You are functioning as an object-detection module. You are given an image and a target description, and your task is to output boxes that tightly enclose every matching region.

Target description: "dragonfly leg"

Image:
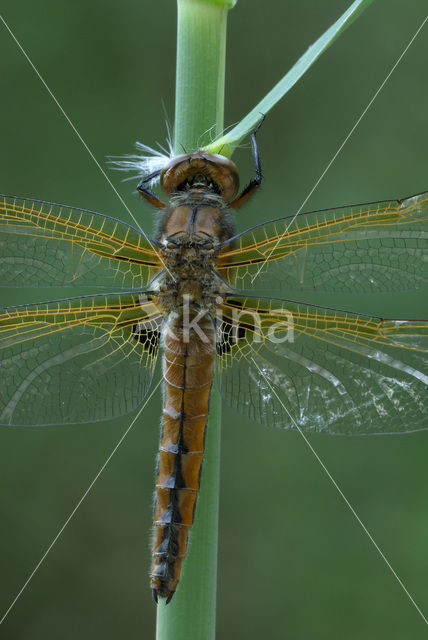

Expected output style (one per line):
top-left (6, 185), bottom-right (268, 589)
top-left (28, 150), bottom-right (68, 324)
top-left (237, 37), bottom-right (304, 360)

top-left (229, 114), bottom-right (265, 210)
top-left (137, 169), bottom-right (167, 209)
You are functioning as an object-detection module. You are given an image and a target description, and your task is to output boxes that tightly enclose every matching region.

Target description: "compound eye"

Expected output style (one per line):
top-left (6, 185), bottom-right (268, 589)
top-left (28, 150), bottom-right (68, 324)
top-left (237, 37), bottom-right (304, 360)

top-left (160, 153), bottom-right (239, 202)
top-left (159, 154), bottom-right (190, 195)
top-left (207, 154), bottom-right (240, 202)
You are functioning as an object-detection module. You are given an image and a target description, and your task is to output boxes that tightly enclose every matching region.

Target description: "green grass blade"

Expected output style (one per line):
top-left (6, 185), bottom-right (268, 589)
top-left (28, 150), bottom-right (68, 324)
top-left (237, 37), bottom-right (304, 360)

top-left (203, 0), bottom-right (373, 157)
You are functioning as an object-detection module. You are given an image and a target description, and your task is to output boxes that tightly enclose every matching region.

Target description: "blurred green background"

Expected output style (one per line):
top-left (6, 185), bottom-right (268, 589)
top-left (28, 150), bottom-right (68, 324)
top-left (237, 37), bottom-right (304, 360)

top-left (1, 1), bottom-right (427, 638)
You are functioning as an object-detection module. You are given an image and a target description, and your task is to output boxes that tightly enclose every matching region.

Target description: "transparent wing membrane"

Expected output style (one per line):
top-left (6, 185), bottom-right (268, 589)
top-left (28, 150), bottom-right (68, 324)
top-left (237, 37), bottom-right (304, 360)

top-left (1, 188), bottom-right (427, 434)
top-left (0, 195), bottom-right (162, 288)
top-left (0, 293), bottom-right (161, 425)
top-left (217, 296), bottom-right (428, 434)
top-left (219, 192), bottom-right (428, 294)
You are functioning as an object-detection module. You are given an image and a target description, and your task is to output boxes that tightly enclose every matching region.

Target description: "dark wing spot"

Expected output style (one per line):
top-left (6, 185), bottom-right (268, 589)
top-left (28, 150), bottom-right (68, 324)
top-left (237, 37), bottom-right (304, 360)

top-left (132, 322), bottom-right (160, 356)
top-left (216, 319), bottom-right (246, 355)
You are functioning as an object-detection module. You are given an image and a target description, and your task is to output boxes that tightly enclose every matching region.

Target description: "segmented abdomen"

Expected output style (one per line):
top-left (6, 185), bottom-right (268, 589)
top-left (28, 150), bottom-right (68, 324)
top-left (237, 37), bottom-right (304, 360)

top-left (151, 310), bottom-right (215, 603)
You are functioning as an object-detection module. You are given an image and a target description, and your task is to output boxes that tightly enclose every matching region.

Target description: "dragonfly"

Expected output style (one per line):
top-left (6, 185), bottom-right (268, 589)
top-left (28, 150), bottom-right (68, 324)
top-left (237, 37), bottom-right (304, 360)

top-left (0, 124), bottom-right (427, 603)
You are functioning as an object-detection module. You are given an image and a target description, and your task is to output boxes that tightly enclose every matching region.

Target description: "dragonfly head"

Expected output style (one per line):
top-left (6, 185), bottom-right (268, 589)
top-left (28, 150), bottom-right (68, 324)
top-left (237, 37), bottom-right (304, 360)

top-left (160, 152), bottom-right (240, 202)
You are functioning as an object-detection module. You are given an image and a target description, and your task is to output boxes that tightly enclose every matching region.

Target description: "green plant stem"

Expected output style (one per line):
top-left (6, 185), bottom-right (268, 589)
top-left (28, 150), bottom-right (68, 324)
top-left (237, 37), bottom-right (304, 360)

top-left (157, 1), bottom-right (234, 638)
top-left (174, 0), bottom-right (233, 152)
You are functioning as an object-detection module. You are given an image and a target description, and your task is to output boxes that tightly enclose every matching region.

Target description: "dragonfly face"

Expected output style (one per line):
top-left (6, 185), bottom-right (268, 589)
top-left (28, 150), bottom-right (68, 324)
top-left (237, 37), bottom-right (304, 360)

top-left (160, 152), bottom-right (240, 202)
top-left (0, 127), bottom-right (427, 602)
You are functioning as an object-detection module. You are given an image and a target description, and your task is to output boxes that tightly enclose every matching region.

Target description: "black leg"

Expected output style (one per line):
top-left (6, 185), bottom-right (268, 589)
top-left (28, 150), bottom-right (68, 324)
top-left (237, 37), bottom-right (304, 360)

top-left (229, 114), bottom-right (265, 210)
top-left (137, 169), bottom-right (167, 209)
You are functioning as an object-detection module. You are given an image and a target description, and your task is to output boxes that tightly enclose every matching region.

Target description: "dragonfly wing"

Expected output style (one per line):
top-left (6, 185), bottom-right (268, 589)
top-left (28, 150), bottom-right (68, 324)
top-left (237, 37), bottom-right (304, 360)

top-left (0, 292), bottom-right (161, 425)
top-left (0, 195), bottom-right (162, 288)
top-left (216, 296), bottom-right (428, 434)
top-left (218, 192), bottom-right (428, 294)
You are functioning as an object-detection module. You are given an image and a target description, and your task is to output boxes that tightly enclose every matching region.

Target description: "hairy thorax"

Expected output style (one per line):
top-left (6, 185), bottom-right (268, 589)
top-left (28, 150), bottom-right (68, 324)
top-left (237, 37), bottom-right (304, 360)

top-left (150, 191), bottom-right (235, 315)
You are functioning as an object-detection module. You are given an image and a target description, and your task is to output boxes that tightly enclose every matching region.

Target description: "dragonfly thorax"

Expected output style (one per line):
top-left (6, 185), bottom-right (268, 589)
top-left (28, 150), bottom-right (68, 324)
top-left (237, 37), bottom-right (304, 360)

top-left (150, 153), bottom-right (238, 317)
top-left (152, 236), bottom-right (228, 316)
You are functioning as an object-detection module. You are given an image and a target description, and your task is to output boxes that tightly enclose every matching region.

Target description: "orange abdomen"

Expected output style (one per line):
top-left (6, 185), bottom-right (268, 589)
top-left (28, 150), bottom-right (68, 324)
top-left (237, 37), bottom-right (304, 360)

top-left (151, 310), bottom-right (215, 603)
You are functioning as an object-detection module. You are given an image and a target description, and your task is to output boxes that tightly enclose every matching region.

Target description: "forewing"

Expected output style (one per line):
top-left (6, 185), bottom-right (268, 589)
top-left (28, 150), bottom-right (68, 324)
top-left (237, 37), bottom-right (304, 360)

top-left (217, 296), bottom-right (428, 434)
top-left (0, 293), bottom-right (162, 425)
top-left (218, 192), bottom-right (428, 294)
top-left (0, 195), bottom-right (162, 288)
